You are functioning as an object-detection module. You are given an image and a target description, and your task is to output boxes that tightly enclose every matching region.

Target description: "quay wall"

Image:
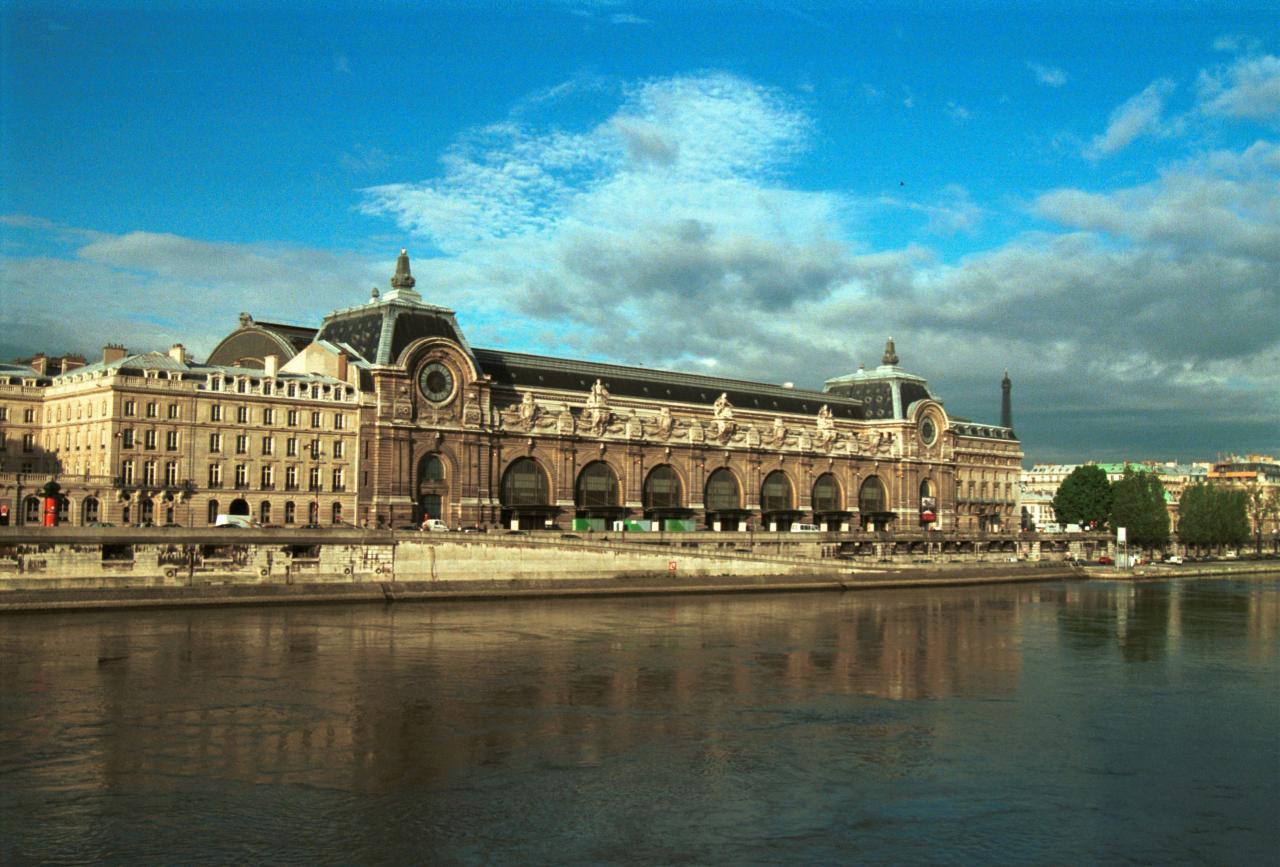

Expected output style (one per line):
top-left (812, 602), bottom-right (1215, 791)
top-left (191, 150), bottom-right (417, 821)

top-left (0, 527), bottom-right (1100, 610)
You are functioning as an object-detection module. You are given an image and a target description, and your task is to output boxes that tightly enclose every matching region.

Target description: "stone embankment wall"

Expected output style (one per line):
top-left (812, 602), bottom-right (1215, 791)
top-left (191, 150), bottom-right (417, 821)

top-left (0, 528), bottom-right (1104, 611)
top-left (0, 532), bottom-right (845, 594)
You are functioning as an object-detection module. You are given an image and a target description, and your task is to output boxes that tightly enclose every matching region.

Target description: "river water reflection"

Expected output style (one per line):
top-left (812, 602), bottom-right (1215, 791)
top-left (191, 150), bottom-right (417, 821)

top-left (3, 577), bottom-right (1278, 864)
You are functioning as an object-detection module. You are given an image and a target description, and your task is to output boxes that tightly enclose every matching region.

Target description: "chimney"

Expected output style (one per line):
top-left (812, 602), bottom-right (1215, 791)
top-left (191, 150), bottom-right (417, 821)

top-left (264, 354), bottom-right (279, 377)
top-left (168, 343), bottom-right (187, 363)
top-left (61, 355), bottom-right (86, 372)
top-left (1001, 370), bottom-right (1013, 429)
top-left (103, 344), bottom-right (127, 364)
top-left (336, 349), bottom-right (349, 383)
top-left (30, 353), bottom-right (48, 375)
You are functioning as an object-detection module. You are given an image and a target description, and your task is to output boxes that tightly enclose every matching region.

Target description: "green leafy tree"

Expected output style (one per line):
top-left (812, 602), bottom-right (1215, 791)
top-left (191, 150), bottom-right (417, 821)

top-left (1052, 465), bottom-right (1112, 529)
top-left (1111, 468), bottom-right (1170, 552)
top-left (1176, 482), bottom-right (1249, 553)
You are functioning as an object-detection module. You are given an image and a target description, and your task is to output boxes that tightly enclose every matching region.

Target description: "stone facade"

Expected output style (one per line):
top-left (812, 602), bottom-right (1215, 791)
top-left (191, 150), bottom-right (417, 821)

top-left (1, 249), bottom-right (1022, 532)
top-left (0, 345), bottom-right (365, 527)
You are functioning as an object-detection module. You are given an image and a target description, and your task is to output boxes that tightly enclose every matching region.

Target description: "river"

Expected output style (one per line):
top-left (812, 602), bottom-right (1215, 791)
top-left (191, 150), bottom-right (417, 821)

top-left (2, 576), bottom-right (1278, 864)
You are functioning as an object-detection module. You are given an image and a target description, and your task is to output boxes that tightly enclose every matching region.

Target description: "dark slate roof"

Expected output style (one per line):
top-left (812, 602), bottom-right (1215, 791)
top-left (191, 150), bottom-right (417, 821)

top-left (473, 348), bottom-right (865, 420)
top-left (315, 301), bottom-right (473, 367)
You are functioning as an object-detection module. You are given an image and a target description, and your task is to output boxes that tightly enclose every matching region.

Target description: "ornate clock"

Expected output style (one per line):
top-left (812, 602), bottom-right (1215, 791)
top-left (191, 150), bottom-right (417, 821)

top-left (418, 361), bottom-right (455, 404)
top-left (920, 417), bottom-right (937, 447)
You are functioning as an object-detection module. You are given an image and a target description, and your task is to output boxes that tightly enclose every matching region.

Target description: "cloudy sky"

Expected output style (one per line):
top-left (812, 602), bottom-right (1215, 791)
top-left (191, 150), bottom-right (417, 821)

top-left (2, 1), bottom-right (1277, 465)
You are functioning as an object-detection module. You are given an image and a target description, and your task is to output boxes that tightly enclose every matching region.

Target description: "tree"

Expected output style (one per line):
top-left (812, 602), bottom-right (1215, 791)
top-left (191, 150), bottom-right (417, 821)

top-left (1111, 468), bottom-right (1170, 552)
top-left (1052, 465), bottom-right (1112, 529)
top-left (1176, 482), bottom-right (1249, 553)
top-left (1245, 482), bottom-right (1270, 554)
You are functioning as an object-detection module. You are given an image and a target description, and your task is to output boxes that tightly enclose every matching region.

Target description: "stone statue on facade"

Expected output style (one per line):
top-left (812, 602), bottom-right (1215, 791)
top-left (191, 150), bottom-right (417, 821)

top-left (655, 405), bottom-right (675, 439)
top-left (712, 392), bottom-right (735, 442)
top-left (588, 378), bottom-right (609, 408)
top-left (518, 392), bottom-right (539, 429)
top-left (770, 416), bottom-right (787, 447)
top-left (815, 404), bottom-right (836, 448)
top-left (583, 378), bottom-right (611, 436)
top-left (557, 403), bottom-right (575, 435)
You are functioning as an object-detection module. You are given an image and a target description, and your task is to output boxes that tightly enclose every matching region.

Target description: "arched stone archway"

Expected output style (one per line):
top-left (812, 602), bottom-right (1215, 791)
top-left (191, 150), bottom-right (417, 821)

top-left (416, 453), bottom-right (448, 522)
top-left (643, 465), bottom-right (692, 530)
top-left (760, 470), bottom-right (798, 531)
top-left (574, 461), bottom-right (623, 530)
top-left (859, 476), bottom-right (893, 531)
top-left (705, 468), bottom-right (745, 531)
top-left (500, 457), bottom-right (555, 530)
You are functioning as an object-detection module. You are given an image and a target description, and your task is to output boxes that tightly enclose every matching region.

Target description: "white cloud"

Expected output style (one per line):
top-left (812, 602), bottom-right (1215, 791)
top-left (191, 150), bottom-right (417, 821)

top-left (609, 13), bottom-right (649, 25)
top-left (1197, 54), bottom-right (1280, 119)
top-left (355, 72), bottom-right (1278, 461)
top-left (0, 229), bottom-right (383, 361)
top-left (877, 185), bottom-right (986, 236)
top-left (1084, 78), bottom-right (1177, 159)
top-left (1028, 62), bottom-right (1067, 87)
top-left (945, 101), bottom-right (971, 121)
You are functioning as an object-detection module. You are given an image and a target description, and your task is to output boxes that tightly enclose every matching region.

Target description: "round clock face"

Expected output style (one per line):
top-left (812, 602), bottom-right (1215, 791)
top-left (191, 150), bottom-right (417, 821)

top-left (418, 361), bottom-right (455, 404)
top-left (920, 417), bottom-right (937, 446)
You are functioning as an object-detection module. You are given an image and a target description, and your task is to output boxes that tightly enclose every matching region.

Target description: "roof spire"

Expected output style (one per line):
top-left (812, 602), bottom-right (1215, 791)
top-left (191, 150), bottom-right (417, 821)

top-left (881, 336), bottom-right (899, 366)
top-left (384, 248), bottom-right (422, 302)
top-left (391, 248), bottom-right (416, 291)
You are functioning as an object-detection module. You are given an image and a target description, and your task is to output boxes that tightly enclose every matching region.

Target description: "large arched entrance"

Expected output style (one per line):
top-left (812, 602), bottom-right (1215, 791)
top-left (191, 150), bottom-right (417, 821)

top-left (643, 465), bottom-right (692, 531)
top-left (499, 457), bottom-right (556, 530)
top-left (417, 454), bottom-right (447, 522)
top-left (760, 471), bottom-right (799, 531)
top-left (704, 468), bottom-right (746, 531)
top-left (229, 498), bottom-right (250, 517)
top-left (812, 473), bottom-right (850, 531)
top-left (574, 461), bottom-right (623, 531)
top-left (859, 476), bottom-right (893, 531)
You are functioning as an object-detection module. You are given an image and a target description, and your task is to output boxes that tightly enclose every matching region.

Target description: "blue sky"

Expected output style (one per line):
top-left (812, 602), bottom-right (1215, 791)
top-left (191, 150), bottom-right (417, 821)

top-left (3, 1), bottom-right (1278, 464)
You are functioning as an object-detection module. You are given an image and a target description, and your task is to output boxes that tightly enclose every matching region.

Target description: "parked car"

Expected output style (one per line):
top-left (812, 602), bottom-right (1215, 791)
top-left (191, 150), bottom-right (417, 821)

top-left (1097, 555), bottom-right (1114, 565)
top-left (299, 523), bottom-right (325, 530)
top-left (422, 518), bottom-right (449, 532)
top-left (1166, 555), bottom-right (1184, 564)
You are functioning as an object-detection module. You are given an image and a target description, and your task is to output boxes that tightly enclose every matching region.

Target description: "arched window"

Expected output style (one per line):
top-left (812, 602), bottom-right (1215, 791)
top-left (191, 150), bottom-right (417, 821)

top-left (23, 496), bottom-right (41, 524)
top-left (920, 478), bottom-right (934, 499)
top-left (859, 476), bottom-right (887, 514)
top-left (82, 497), bottom-right (100, 525)
top-left (419, 454), bottom-right (445, 484)
top-left (643, 466), bottom-right (682, 510)
top-left (57, 498), bottom-right (70, 524)
top-left (575, 462), bottom-right (619, 508)
top-left (760, 471), bottom-right (794, 512)
top-left (285, 501), bottom-right (296, 524)
top-left (140, 499), bottom-right (154, 524)
top-left (812, 474), bottom-right (842, 512)
top-left (332, 502), bottom-right (343, 525)
top-left (260, 501), bottom-right (272, 525)
top-left (705, 468), bottom-right (741, 511)
top-left (500, 458), bottom-right (549, 506)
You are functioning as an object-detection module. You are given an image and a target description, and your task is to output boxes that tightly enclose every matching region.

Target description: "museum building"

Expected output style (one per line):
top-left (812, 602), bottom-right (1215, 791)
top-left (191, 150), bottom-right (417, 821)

top-left (0, 250), bottom-right (1022, 532)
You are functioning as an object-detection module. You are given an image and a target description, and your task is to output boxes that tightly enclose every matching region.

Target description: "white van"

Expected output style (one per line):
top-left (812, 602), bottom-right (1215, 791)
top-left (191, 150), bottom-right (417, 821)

top-left (214, 514), bottom-right (254, 529)
top-left (421, 518), bottom-right (449, 532)
top-left (790, 523), bottom-right (821, 533)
